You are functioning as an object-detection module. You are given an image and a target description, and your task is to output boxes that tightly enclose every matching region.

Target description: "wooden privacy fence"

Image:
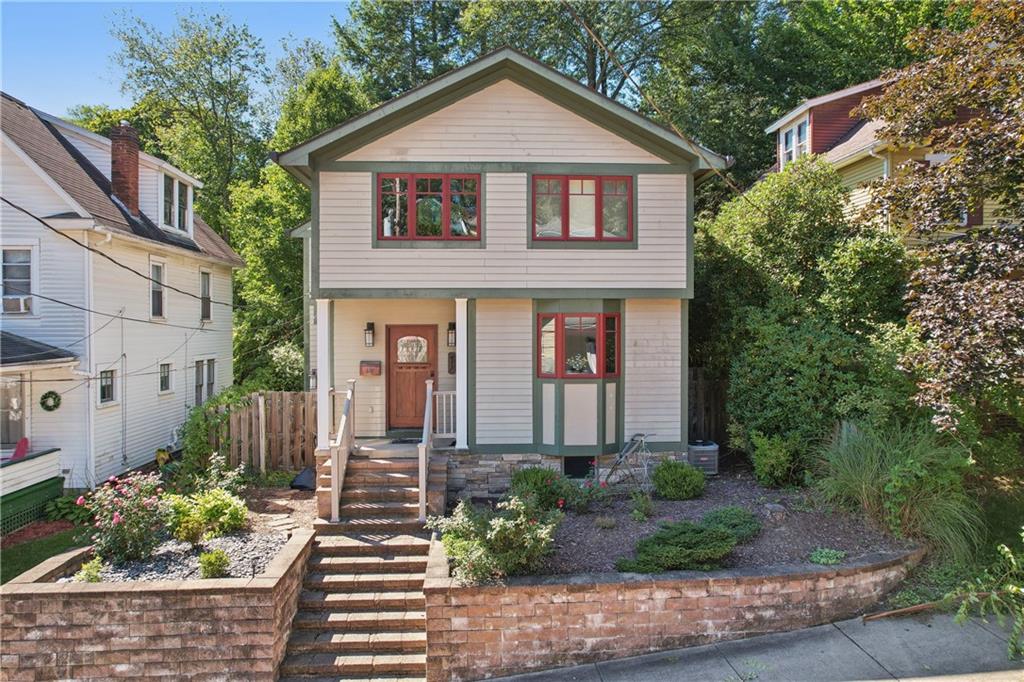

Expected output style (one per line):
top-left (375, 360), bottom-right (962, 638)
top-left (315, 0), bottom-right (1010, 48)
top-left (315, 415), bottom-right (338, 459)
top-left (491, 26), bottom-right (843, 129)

top-left (689, 367), bottom-right (728, 445)
top-left (209, 391), bottom-right (317, 472)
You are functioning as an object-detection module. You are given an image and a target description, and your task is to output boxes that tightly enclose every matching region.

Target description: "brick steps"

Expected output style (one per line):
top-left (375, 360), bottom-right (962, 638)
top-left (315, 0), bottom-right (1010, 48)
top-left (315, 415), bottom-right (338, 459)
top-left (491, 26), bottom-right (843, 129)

top-left (321, 518), bottom-right (427, 534)
top-left (342, 486), bottom-right (420, 502)
top-left (313, 535), bottom-right (430, 557)
top-left (293, 610), bottom-right (426, 631)
top-left (339, 501), bottom-right (421, 519)
top-left (287, 629), bottom-right (426, 653)
top-left (299, 590), bottom-right (426, 611)
top-left (309, 556), bottom-right (428, 575)
top-left (278, 652), bottom-right (426, 676)
top-left (304, 572), bottom-right (426, 592)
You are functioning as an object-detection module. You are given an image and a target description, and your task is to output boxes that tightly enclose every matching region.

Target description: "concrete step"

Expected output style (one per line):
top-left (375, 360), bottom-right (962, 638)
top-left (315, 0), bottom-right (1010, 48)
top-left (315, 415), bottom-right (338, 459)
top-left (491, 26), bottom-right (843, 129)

top-left (308, 555), bottom-right (428, 575)
top-left (313, 534), bottom-right (430, 557)
top-left (341, 471), bottom-right (444, 487)
top-left (287, 629), bottom-right (426, 654)
top-left (279, 652), bottom-right (426, 677)
top-left (299, 590), bottom-right (426, 611)
top-left (317, 518), bottom-right (426, 535)
top-left (347, 458), bottom-right (419, 472)
top-left (304, 572), bottom-right (425, 592)
top-left (292, 610), bottom-right (426, 632)
top-left (342, 486), bottom-right (420, 501)
top-left (340, 502), bottom-right (420, 520)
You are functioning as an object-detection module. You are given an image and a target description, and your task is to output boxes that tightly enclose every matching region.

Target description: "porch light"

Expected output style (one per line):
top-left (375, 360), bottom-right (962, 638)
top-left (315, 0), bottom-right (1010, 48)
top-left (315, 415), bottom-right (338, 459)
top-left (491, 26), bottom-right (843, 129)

top-left (309, 369), bottom-right (317, 391)
top-left (364, 322), bottom-right (375, 347)
top-left (447, 322), bottom-right (456, 347)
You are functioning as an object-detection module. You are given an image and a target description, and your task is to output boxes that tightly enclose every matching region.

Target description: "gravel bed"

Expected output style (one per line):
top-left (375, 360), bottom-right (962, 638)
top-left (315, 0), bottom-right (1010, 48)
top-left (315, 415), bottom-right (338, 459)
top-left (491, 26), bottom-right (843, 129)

top-left (543, 471), bottom-right (913, 574)
top-left (64, 532), bottom-right (289, 582)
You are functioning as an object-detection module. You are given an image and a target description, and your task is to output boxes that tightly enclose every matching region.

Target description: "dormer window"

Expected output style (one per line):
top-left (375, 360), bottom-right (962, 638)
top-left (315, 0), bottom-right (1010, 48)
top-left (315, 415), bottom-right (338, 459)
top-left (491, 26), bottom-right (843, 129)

top-left (781, 118), bottom-right (809, 168)
top-left (162, 173), bottom-right (191, 232)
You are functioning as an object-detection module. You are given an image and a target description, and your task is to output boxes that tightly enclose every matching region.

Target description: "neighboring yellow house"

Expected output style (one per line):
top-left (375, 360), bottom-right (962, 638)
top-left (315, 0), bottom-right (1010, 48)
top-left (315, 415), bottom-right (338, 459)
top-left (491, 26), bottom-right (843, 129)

top-left (765, 80), bottom-right (1000, 234)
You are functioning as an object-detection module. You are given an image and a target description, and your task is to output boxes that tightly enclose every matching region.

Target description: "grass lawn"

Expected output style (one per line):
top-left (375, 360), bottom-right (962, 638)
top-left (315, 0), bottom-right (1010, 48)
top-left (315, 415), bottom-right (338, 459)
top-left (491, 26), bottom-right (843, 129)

top-left (1, 528), bottom-right (88, 584)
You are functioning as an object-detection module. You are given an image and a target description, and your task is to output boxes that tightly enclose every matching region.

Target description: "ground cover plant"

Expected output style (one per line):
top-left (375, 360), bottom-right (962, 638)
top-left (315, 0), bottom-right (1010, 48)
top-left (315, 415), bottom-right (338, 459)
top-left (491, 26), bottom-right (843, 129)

top-left (652, 459), bottom-right (705, 500)
top-left (701, 506), bottom-right (761, 543)
top-left (615, 521), bottom-right (736, 573)
top-left (809, 548), bottom-right (846, 565)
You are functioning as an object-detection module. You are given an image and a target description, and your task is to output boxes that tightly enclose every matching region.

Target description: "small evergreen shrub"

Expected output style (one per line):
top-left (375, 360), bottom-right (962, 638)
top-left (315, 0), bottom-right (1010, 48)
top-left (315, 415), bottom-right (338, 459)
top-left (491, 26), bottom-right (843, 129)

top-left (630, 489), bottom-right (654, 521)
top-left (74, 556), bottom-right (104, 583)
top-left (616, 521), bottom-right (736, 573)
top-left (89, 472), bottom-right (165, 563)
top-left (809, 548), bottom-right (846, 565)
top-left (199, 549), bottom-right (231, 578)
top-left (750, 431), bottom-right (798, 487)
top-left (652, 459), bottom-right (705, 500)
top-left (701, 506), bottom-right (761, 543)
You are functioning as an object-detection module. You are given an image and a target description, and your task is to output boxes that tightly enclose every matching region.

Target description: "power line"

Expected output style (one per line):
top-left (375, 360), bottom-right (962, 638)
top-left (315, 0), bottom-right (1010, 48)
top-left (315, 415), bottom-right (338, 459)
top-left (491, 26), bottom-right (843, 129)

top-left (3, 314), bottom-right (117, 361)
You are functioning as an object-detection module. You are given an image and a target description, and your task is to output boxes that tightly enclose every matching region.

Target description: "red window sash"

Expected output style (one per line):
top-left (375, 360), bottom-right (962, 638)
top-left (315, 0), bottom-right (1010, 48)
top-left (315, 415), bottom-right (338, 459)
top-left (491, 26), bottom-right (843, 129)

top-left (378, 173), bottom-right (481, 241)
top-left (536, 313), bottom-right (620, 379)
top-left (532, 175), bottom-right (632, 242)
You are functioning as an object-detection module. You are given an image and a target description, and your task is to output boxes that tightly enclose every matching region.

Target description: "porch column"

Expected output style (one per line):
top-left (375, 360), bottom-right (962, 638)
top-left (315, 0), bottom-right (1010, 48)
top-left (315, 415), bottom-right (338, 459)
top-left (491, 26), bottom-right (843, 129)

top-left (455, 297), bottom-right (469, 450)
top-left (316, 298), bottom-right (331, 449)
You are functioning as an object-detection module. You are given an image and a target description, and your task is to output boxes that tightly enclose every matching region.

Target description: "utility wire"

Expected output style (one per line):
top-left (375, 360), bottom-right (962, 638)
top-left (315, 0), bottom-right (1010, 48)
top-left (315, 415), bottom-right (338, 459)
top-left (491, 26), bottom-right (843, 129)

top-left (3, 314), bottom-right (117, 361)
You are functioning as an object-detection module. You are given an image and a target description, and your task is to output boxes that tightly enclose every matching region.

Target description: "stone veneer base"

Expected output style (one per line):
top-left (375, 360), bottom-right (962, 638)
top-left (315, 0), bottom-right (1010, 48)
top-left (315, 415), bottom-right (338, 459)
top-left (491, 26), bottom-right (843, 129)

top-left (423, 539), bottom-right (924, 682)
top-left (0, 529), bottom-right (314, 681)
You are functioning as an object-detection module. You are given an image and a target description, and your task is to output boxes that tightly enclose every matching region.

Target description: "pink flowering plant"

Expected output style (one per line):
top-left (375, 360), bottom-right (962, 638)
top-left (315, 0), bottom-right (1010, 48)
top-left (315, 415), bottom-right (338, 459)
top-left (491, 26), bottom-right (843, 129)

top-left (89, 472), bottom-right (165, 562)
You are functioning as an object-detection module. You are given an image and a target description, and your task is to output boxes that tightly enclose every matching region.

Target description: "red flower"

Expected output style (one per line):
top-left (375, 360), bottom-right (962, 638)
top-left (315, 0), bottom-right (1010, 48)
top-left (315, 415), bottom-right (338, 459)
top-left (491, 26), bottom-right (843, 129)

top-left (599, 481), bottom-right (608, 489)
top-left (76, 495), bottom-right (86, 506)
top-left (557, 498), bottom-right (565, 509)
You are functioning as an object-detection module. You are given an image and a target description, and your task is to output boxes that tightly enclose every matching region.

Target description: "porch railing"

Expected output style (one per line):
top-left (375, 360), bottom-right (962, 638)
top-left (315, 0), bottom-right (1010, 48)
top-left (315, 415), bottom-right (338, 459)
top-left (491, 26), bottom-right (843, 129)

top-left (330, 379), bottom-right (356, 523)
top-left (417, 379), bottom-right (434, 523)
top-left (433, 390), bottom-right (456, 439)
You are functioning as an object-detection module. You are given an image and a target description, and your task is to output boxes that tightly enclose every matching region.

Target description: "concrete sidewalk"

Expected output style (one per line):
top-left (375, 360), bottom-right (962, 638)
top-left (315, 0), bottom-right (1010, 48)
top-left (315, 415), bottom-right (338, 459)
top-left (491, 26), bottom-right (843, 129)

top-left (497, 614), bottom-right (1023, 682)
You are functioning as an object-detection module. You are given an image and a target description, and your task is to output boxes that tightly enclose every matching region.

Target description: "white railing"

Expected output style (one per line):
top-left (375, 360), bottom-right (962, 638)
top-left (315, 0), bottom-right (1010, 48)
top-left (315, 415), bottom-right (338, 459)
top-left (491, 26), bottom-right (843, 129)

top-left (330, 379), bottom-right (356, 523)
top-left (417, 379), bottom-right (434, 523)
top-left (433, 390), bottom-right (456, 439)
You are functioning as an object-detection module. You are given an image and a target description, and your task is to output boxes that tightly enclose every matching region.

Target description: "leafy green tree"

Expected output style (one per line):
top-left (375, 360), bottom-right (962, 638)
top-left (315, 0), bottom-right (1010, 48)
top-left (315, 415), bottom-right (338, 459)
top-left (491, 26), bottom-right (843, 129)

top-left (111, 10), bottom-right (270, 234)
top-left (819, 232), bottom-right (913, 334)
top-left (334, 0), bottom-right (466, 102)
top-left (66, 96), bottom-right (170, 158)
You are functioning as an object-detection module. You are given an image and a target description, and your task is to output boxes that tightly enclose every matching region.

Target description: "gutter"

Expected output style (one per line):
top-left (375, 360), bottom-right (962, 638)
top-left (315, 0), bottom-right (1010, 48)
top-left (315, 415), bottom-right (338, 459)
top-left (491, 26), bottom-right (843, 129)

top-left (90, 223), bottom-right (242, 270)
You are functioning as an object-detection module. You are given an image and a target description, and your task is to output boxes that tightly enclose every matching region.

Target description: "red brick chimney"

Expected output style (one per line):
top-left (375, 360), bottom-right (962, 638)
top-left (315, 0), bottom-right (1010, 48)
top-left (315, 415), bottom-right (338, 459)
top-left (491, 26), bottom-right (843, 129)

top-left (109, 121), bottom-right (139, 216)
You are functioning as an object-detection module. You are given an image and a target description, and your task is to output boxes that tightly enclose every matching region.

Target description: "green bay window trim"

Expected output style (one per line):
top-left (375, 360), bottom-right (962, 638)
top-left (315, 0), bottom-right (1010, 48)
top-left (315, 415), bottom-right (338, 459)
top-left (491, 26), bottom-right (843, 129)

top-left (537, 312), bottom-right (620, 379)
top-left (377, 173), bottom-right (481, 241)
top-left (532, 175), bottom-right (632, 242)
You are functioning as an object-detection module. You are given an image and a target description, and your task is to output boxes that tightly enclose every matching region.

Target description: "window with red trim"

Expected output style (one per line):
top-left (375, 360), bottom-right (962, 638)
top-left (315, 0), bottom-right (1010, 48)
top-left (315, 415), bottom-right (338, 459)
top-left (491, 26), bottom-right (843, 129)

top-left (378, 173), bottom-right (481, 240)
top-left (537, 313), bottom-right (620, 378)
top-left (532, 175), bottom-right (632, 241)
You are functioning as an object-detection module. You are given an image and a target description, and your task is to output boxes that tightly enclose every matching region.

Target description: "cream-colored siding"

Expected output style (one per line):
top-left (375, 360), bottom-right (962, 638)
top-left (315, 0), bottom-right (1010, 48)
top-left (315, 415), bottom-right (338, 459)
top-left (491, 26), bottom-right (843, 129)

top-left (318, 172), bottom-right (687, 291)
top-left (475, 299), bottom-right (533, 445)
top-left (340, 80), bottom-right (666, 164)
top-left (624, 299), bottom-right (682, 443)
top-left (839, 155), bottom-right (885, 220)
top-left (331, 299), bottom-right (455, 437)
top-left (90, 239), bottom-right (233, 482)
top-left (0, 447), bottom-right (61, 497)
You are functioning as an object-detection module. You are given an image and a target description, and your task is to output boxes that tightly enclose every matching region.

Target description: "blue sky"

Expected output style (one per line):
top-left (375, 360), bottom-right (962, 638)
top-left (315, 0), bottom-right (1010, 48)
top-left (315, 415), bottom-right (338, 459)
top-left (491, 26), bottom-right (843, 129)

top-left (1, 2), bottom-right (348, 116)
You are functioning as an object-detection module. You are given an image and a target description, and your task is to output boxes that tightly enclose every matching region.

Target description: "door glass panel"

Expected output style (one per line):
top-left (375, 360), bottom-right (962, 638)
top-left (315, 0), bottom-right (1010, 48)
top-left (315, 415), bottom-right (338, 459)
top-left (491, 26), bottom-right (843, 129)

top-left (539, 316), bottom-right (556, 375)
top-left (563, 316), bottom-right (598, 375)
top-left (397, 336), bottom-right (428, 363)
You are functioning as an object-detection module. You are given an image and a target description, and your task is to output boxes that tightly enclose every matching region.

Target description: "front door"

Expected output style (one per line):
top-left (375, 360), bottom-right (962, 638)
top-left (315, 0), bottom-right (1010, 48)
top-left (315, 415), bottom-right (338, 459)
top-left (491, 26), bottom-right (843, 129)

top-left (387, 324), bottom-right (438, 429)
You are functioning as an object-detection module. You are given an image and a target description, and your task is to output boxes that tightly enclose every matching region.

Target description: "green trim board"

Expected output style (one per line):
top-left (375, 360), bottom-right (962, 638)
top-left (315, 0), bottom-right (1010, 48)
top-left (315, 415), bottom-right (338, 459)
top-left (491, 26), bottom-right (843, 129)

top-left (370, 172), bottom-right (487, 249)
top-left (277, 48), bottom-right (728, 171)
top-left (0, 475), bottom-right (63, 535)
top-left (526, 173), bottom-right (639, 250)
top-left (319, 287), bottom-right (690, 299)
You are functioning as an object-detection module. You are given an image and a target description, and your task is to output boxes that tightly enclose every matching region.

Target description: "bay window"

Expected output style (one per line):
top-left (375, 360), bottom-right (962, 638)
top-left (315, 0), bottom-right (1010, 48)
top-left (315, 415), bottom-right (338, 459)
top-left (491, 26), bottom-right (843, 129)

top-left (533, 175), bottom-right (632, 241)
top-left (378, 173), bottom-right (480, 241)
top-left (537, 313), bottom-right (620, 378)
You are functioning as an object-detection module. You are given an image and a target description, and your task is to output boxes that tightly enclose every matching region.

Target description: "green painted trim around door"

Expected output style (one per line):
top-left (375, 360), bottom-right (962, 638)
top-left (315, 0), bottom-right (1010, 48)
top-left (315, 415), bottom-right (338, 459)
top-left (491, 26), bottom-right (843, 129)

top-left (370, 172), bottom-right (487, 249)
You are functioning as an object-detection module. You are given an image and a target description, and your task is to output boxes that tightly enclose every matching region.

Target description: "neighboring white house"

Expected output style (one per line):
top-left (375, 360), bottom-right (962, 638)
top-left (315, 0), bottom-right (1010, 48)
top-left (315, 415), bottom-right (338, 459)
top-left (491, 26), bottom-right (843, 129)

top-left (0, 92), bottom-right (243, 493)
top-left (275, 49), bottom-right (729, 496)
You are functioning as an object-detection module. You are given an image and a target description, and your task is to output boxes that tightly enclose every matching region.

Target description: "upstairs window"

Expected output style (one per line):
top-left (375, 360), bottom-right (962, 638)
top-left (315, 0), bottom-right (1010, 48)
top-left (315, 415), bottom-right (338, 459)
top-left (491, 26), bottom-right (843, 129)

top-left (378, 173), bottom-right (480, 241)
top-left (158, 363), bottom-right (172, 393)
top-left (199, 271), bottom-right (212, 321)
top-left (150, 261), bottom-right (165, 318)
top-left (781, 118), bottom-right (809, 168)
top-left (99, 369), bottom-right (116, 404)
top-left (2, 248), bottom-right (33, 314)
top-left (532, 176), bottom-right (632, 241)
top-left (163, 175), bottom-right (174, 226)
top-left (162, 174), bottom-right (190, 232)
top-left (537, 313), bottom-right (620, 379)
top-left (796, 121), bottom-right (808, 158)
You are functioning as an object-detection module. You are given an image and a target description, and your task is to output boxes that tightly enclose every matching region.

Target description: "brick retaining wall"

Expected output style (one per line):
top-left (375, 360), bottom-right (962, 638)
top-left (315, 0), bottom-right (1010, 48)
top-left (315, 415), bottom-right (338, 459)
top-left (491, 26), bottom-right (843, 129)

top-left (0, 529), bottom-right (314, 681)
top-left (423, 540), bottom-right (924, 681)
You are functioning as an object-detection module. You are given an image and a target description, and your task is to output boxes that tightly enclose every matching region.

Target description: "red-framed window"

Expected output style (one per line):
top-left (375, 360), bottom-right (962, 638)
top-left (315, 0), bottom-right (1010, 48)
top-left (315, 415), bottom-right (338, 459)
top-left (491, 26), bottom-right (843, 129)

top-left (532, 175), bottom-right (632, 241)
top-left (537, 313), bottom-right (620, 379)
top-left (378, 173), bottom-right (481, 240)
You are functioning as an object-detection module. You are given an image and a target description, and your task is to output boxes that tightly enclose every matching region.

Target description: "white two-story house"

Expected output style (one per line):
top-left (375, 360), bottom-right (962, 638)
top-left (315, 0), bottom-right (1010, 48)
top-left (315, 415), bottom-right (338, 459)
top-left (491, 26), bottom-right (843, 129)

top-left (275, 49), bottom-right (728, 498)
top-left (0, 92), bottom-right (242, 510)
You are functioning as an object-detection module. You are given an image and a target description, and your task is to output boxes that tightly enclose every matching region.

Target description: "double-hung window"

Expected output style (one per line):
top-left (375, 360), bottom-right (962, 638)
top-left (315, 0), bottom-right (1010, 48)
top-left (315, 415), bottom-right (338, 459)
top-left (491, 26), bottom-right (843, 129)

top-left (378, 173), bottom-right (481, 241)
top-left (158, 363), bottom-right (172, 393)
top-left (532, 176), bottom-right (632, 241)
top-left (2, 248), bottom-right (33, 314)
top-left (150, 261), bottom-right (165, 318)
top-left (199, 271), bottom-right (212, 321)
top-left (781, 118), bottom-right (809, 168)
top-left (194, 359), bottom-right (216, 405)
top-left (537, 313), bottom-right (620, 379)
top-left (162, 174), bottom-right (190, 232)
top-left (99, 370), bottom-right (116, 404)
top-left (795, 120), bottom-right (808, 158)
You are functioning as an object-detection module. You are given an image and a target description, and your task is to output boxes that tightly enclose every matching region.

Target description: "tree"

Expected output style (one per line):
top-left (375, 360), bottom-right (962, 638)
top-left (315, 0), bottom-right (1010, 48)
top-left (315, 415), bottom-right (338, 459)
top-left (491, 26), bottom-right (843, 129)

top-left (460, 0), bottom-right (669, 102)
top-left (66, 96), bottom-right (171, 158)
top-left (858, 0), bottom-right (1024, 430)
top-left (111, 10), bottom-right (270, 234)
top-left (334, 0), bottom-right (466, 102)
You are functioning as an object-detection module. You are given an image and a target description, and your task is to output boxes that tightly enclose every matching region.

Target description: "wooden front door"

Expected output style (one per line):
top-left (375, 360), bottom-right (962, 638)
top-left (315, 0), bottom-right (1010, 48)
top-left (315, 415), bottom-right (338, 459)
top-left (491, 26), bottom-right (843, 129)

top-left (387, 325), bottom-right (438, 429)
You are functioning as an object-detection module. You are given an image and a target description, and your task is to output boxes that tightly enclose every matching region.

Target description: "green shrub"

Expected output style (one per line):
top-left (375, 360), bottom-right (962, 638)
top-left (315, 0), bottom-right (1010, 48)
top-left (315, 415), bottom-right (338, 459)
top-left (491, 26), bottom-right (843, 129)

top-left (630, 489), bottom-right (654, 521)
top-left (174, 514), bottom-right (207, 546)
top-left (809, 548), bottom-right (846, 565)
top-left (173, 387), bottom-right (251, 493)
top-left (616, 521), bottom-right (736, 573)
top-left (510, 466), bottom-right (567, 511)
top-left (244, 469), bottom-right (296, 488)
top-left (701, 506), bottom-right (761, 543)
top-left (198, 549), bottom-right (231, 578)
top-left (818, 421), bottom-right (982, 562)
top-left (191, 489), bottom-right (248, 536)
top-left (427, 496), bottom-right (561, 584)
top-left (750, 431), bottom-right (799, 487)
top-left (652, 460), bottom-right (705, 500)
top-left (74, 556), bottom-right (104, 583)
top-left (819, 232), bottom-right (912, 334)
top-left (45, 493), bottom-right (93, 526)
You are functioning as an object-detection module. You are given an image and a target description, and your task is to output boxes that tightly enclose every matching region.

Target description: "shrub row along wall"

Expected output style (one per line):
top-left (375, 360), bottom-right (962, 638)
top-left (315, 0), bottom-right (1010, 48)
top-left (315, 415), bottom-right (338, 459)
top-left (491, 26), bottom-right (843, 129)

top-left (0, 530), bottom-right (313, 681)
top-left (424, 541), bottom-right (924, 681)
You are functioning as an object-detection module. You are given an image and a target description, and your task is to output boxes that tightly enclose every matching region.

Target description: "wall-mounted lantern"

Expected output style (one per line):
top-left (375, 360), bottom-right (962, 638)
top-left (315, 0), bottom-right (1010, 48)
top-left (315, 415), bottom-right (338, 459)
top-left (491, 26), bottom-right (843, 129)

top-left (364, 322), bottom-right (375, 347)
top-left (447, 321), bottom-right (456, 347)
top-left (309, 369), bottom-right (317, 391)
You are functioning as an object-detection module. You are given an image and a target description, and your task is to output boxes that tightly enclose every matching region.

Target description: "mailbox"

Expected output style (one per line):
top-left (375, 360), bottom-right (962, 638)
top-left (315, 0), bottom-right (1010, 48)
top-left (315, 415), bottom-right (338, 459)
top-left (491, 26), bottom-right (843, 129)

top-left (359, 361), bottom-right (382, 376)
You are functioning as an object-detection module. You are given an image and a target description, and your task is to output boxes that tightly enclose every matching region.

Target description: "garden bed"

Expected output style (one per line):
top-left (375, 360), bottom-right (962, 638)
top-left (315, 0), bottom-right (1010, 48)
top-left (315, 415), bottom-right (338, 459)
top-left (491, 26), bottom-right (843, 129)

top-left (544, 471), bottom-right (911, 574)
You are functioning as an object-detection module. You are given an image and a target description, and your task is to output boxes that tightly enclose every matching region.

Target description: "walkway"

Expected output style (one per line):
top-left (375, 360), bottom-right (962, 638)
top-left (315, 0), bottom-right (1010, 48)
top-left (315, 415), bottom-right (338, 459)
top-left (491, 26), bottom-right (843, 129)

top-left (497, 614), bottom-right (1023, 682)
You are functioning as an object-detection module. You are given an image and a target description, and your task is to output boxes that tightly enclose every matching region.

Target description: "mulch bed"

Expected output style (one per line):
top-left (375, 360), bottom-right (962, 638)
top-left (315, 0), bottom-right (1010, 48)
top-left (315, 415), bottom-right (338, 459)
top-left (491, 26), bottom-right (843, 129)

top-left (1, 520), bottom-right (73, 549)
top-left (543, 471), bottom-right (912, 574)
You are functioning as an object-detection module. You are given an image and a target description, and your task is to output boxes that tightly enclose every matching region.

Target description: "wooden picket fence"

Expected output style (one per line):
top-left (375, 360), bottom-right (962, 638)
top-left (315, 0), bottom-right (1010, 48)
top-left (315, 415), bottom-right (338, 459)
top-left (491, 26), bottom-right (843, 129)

top-left (688, 367), bottom-right (728, 445)
top-left (209, 391), bottom-right (317, 472)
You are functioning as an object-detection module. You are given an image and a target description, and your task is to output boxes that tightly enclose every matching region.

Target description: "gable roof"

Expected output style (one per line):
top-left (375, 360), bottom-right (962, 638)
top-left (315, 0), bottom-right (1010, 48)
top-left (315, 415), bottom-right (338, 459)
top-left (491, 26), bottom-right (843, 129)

top-left (0, 331), bottom-right (77, 368)
top-left (1, 92), bottom-right (243, 268)
top-left (821, 118), bottom-right (887, 166)
top-left (273, 48), bottom-right (729, 181)
top-left (765, 79), bottom-right (886, 134)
